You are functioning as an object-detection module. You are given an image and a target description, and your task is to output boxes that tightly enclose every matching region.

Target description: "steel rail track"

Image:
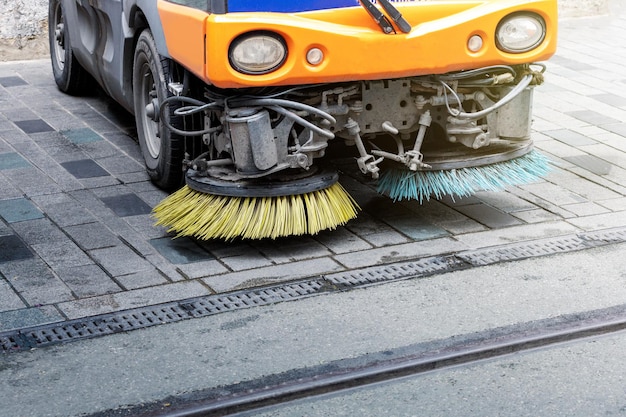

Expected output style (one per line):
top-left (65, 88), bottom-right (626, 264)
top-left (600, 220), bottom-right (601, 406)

top-left (129, 307), bottom-right (626, 417)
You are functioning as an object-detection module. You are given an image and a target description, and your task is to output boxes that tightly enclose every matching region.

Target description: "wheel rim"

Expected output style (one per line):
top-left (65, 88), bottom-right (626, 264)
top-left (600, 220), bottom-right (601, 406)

top-left (52, 2), bottom-right (66, 71)
top-left (138, 62), bottom-right (162, 160)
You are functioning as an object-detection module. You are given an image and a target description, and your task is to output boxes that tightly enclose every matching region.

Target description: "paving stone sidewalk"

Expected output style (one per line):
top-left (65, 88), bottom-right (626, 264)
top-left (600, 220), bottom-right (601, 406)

top-left (1, 12), bottom-right (626, 332)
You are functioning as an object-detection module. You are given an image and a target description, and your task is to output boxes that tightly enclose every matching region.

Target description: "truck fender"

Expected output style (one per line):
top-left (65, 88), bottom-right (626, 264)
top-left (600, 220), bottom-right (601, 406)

top-left (123, 0), bottom-right (170, 58)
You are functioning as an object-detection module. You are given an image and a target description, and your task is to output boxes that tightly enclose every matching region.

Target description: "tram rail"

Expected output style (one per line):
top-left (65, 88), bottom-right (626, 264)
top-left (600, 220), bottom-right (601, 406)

top-left (97, 304), bottom-right (626, 417)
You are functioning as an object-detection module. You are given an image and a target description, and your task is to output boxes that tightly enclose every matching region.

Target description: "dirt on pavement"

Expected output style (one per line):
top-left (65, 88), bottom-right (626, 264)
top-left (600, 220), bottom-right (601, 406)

top-left (0, 36), bottom-right (49, 62)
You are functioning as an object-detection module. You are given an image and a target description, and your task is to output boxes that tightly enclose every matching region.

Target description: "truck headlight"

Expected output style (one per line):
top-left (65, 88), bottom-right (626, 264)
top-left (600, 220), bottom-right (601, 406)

top-left (496, 13), bottom-right (546, 53)
top-left (229, 32), bottom-right (287, 74)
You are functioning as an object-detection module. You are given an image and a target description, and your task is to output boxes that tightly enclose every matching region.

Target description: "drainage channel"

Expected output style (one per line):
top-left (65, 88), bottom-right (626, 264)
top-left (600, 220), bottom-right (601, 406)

top-left (2, 226), bottom-right (626, 354)
top-left (90, 303), bottom-right (626, 417)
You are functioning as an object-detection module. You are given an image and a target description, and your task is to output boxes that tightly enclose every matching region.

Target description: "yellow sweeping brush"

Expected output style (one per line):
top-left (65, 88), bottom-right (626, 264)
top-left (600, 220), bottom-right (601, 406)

top-left (153, 181), bottom-right (359, 240)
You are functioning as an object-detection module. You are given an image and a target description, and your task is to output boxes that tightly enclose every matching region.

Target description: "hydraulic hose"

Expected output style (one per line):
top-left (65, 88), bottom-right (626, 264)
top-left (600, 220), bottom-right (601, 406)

top-left (442, 73), bottom-right (533, 121)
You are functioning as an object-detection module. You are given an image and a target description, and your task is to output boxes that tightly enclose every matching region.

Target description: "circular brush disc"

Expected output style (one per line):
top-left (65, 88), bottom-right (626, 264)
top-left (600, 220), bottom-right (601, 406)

top-left (153, 168), bottom-right (360, 240)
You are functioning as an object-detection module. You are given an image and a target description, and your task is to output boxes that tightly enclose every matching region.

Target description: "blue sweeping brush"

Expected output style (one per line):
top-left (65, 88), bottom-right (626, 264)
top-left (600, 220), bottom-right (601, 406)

top-left (377, 150), bottom-right (551, 203)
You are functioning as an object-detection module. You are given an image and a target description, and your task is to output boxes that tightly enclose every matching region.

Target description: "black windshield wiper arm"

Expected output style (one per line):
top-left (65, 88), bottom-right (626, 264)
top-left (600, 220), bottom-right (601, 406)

top-left (359, 0), bottom-right (395, 34)
top-left (377, 0), bottom-right (412, 33)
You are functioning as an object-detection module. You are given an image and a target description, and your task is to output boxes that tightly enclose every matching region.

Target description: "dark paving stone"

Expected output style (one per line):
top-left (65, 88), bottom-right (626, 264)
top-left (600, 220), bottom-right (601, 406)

top-left (0, 306), bottom-right (64, 333)
top-left (61, 159), bottom-right (110, 178)
top-left (549, 56), bottom-right (597, 71)
top-left (14, 119), bottom-right (55, 134)
top-left (564, 154), bottom-right (613, 176)
top-left (454, 203), bottom-right (522, 229)
top-left (603, 123), bottom-right (626, 138)
top-left (101, 193), bottom-right (152, 217)
top-left (150, 237), bottom-right (213, 264)
top-left (0, 152), bottom-right (30, 170)
top-left (384, 216), bottom-right (449, 241)
top-left (0, 76), bottom-right (27, 87)
top-left (565, 110), bottom-right (621, 126)
top-left (0, 235), bottom-right (34, 263)
top-left (590, 93), bottom-right (626, 108)
top-left (61, 128), bottom-right (104, 144)
top-left (0, 198), bottom-right (44, 223)
top-left (544, 129), bottom-right (597, 147)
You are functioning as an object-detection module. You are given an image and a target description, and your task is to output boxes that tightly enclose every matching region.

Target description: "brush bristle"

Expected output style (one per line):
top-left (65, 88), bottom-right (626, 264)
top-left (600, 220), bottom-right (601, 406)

top-left (153, 183), bottom-right (360, 240)
top-left (377, 150), bottom-right (552, 202)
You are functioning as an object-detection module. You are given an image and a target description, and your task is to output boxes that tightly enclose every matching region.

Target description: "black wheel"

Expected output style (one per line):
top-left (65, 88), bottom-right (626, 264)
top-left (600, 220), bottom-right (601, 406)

top-left (133, 29), bottom-right (190, 190)
top-left (48, 0), bottom-right (91, 95)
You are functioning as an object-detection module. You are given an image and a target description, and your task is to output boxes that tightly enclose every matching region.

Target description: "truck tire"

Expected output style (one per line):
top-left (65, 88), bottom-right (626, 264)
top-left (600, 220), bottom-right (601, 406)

top-left (49, 0), bottom-right (92, 95)
top-left (133, 29), bottom-right (187, 190)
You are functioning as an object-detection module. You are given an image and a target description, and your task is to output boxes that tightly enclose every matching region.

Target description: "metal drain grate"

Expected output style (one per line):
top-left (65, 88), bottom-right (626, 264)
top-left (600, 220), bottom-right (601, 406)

top-left (0, 280), bottom-right (329, 353)
top-left (326, 255), bottom-right (467, 287)
top-left (458, 236), bottom-right (589, 266)
top-left (3, 227), bottom-right (626, 354)
top-left (583, 228), bottom-right (626, 244)
top-left (458, 227), bottom-right (626, 266)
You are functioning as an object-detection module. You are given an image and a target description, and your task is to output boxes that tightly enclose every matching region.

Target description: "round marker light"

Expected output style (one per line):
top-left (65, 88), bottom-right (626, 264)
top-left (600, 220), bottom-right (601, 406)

top-left (468, 35), bottom-right (483, 52)
top-left (229, 32), bottom-right (287, 74)
top-left (496, 13), bottom-right (546, 53)
top-left (306, 48), bottom-right (324, 65)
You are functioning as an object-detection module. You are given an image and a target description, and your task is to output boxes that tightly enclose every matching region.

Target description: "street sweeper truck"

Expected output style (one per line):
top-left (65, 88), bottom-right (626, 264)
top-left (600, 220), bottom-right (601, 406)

top-left (49, 0), bottom-right (558, 240)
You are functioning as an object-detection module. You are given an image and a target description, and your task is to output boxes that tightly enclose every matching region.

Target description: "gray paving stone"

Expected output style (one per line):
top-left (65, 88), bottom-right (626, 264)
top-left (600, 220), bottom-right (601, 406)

top-left (61, 127), bottom-right (104, 144)
top-left (30, 193), bottom-right (98, 227)
top-left (150, 237), bottom-right (213, 264)
top-left (144, 253), bottom-right (188, 282)
top-left (0, 151), bottom-right (30, 170)
top-left (580, 143), bottom-right (626, 168)
top-left (11, 218), bottom-right (67, 245)
top-left (77, 140), bottom-right (121, 159)
top-left (95, 155), bottom-right (145, 175)
top-left (89, 245), bottom-right (155, 277)
top-left (520, 182), bottom-right (588, 206)
top-left (256, 237), bottom-right (333, 264)
top-left (566, 212), bottom-right (626, 232)
top-left (313, 228), bottom-right (373, 255)
top-left (64, 222), bottom-right (121, 250)
top-left (453, 221), bottom-right (582, 250)
top-left (561, 202), bottom-right (611, 217)
top-left (0, 278), bottom-right (25, 312)
top-left (115, 268), bottom-right (170, 290)
top-left (0, 306), bottom-right (63, 333)
top-left (564, 154), bottom-right (613, 176)
top-left (123, 214), bottom-right (166, 239)
top-left (597, 197), bottom-right (626, 212)
top-left (566, 110), bottom-right (622, 126)
top-left (1, 167), bottom-right (62, 196)
top-left (202, 257), bottom-right (343, 293)
top-left (218, 252), bottom-right (275, 272)
top-left (451, 203), bottom-right (523, 229)
top-left (0, 197), bottom-right (43, 223)
top-left (31, 241), bottom-right (93, 269)
top-left (359, 230), bottom-right (412, 247)
top-left (544, 129), bottom-right (599, 147)
top-left (57, 281), bottom-right (211, 319)
top-left (333, 237), bottom-right (467, 270)
top-left (404, 201), bottom-right (486, 235)
top-left (473, 191), bottom-right (539, 213)
top-left (56, 264), bottom-right (122, 298)
top-left (383, 215), bottom-right (450, 240)
top-left (0, 259), bottom-right (74, 306)
top-left (344, 212), bottom-right (410, 239)
top-left (511, 209), bottom-right (563, 224)
top-left (0, 127), bottom-right (31, 144)
top-left (175, 259), bottom-right (230, 280)
top-left (591, 93), bottom-right (626, 107)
